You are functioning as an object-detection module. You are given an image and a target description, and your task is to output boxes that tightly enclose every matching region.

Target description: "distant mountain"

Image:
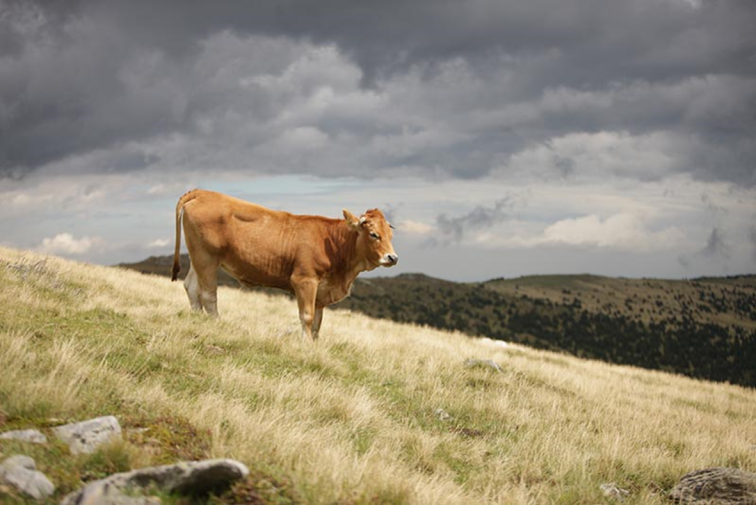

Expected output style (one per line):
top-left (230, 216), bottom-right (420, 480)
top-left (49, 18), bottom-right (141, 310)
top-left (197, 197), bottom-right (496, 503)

top-left (118, 255), bottom-right (756, 387)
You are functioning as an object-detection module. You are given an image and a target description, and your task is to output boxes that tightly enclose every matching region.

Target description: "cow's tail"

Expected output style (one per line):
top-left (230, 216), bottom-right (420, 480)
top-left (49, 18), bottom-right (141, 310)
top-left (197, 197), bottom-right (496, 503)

top-left (172, 190), bottom-right (198, 281)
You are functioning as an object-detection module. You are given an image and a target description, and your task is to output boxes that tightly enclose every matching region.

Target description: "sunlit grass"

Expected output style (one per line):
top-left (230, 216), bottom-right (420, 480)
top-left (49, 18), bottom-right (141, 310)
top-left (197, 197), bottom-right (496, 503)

top-left (0, 246), bottom-right (754, 504)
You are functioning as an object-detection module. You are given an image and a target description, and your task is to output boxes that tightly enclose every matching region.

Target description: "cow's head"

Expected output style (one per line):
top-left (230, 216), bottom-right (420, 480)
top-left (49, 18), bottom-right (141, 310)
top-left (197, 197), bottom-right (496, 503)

top-left (343, 208), bottom-right (398, 269)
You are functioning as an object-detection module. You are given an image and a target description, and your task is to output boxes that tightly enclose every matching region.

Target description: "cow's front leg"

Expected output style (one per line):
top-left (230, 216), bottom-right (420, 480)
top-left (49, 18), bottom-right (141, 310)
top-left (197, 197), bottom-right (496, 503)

top-left (312, 307), bottom-right (324, 340)
top-left (293, 279), bottom-right (318, 341)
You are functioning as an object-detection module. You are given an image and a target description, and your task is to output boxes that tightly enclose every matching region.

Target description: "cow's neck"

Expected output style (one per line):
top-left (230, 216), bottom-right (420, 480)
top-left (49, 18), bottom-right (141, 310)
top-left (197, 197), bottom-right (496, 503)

top-left (324, 221), bottom-right (371, 289)
top-left (332, 222), bottom-right (367, 273)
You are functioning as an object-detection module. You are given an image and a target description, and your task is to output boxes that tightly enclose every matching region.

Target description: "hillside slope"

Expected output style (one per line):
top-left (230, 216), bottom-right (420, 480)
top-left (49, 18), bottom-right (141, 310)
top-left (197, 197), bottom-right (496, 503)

top-left (342, 274), bottom-right (756, 387)
top-left (4, 246), bottom-right (754, 504)
top-left (119, 256), bottom-right (756, 387)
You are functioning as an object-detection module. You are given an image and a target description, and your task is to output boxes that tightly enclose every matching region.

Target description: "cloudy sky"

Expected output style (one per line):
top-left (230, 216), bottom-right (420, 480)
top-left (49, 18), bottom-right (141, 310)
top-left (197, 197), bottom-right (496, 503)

top-left (1, 0), bottom-right (755, 281)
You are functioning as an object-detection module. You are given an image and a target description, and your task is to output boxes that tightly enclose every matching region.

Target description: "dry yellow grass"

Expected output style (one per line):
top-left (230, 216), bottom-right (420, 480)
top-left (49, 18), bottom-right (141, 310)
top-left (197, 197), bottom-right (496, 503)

top-left (1, 245), bottom-right (754, 504)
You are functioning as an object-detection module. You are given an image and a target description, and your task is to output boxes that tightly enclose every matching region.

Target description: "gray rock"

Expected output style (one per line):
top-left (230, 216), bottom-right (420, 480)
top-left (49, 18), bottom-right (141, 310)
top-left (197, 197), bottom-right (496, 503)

top-left (464, 358), bottom-right (503, 372)
top-left (52, 415), bottom-right (122, 455)
top-left (435, 408), bottom-right (453, 421)
top-left (62, 458), bottom-right (249, 505)
top-left (1, 455), bottom-right (36, 471)
top-left (600, 482), bottom-right (629, 501)
top-left (669, 467), bottom-right (756, 504)
top-left (0, 455), bottom-right (55, 500)
top-left (0, 429), bottom-right (48, 444)
top-left (64, 493), bottom-right (160, 505)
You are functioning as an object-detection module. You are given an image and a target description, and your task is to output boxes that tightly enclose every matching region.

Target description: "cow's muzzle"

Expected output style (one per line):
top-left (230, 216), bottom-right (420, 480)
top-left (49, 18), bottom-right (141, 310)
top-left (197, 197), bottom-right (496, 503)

top-left (381, 253), bottom-right (399, 266)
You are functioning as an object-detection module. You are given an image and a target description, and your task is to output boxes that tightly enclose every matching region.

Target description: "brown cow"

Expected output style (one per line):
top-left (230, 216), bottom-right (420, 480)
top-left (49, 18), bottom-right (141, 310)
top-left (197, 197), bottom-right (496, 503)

top-left (171, 189), bottom-right (398, 340)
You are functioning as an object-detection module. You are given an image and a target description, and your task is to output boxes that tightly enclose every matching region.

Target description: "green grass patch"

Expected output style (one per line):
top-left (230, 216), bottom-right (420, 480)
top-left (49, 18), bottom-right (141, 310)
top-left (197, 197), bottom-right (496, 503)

top-left (123, 415), bottom-right (212, 465)
top-left (210, 466), bottom-right (302, 505)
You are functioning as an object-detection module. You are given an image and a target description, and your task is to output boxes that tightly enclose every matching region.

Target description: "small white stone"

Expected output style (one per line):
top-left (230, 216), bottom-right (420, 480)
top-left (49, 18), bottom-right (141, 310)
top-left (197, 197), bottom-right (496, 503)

top-left (464, 358), bottom-right (503, 372)
top-left (0, 429), bottom-right (48, 444)
top-left (52, 415), bottom-right (122, 455)
top-left (1, 455), bottom-right (36, 471)
top-left (0, 455), bottom-right (55, 500)
top-left (435, 408), bottom-right (453, 421)
top-left (600, 482), bottom-right (629, 501)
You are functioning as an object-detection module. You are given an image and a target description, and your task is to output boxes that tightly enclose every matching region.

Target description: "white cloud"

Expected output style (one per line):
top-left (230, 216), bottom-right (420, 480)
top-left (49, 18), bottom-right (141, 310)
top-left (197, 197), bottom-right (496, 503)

top-left (37, 233), bottom-right (104, 255)
top-left (9, 191), bottom-right (54, 207)
top-left (1, 173), bottom-right (137, 217)
top-left (539, 213), bottom-right (685, 251)
top-left (147, 238), bottom-right (170, 248)
top-left (399, 220), bottom-right (434, 235)
top-left (504, 131), bottom-right (683, 181)
top-left (479, 213), bottom-right (686, 252)
top-left (147, 184), bottom-right (168, 195)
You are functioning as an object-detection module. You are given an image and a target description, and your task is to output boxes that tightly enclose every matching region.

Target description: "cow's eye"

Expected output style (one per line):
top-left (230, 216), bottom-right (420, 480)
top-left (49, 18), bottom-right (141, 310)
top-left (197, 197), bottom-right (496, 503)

top-left (369, 232), bottom-right (380, 240)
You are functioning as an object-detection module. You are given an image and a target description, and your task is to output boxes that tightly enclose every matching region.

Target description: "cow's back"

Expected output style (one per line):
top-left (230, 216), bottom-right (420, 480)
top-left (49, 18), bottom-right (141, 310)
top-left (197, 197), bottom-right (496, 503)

top-left (181, 190), bottom-right (337, 292)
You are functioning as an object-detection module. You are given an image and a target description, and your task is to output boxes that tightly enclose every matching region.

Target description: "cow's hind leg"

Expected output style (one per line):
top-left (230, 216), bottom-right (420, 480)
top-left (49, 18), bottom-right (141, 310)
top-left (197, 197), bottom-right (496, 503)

top-left (183, 264), bottom-right (202, 312)
top-left (197, 268), bottom-right (220, 317)
top-left (189, 252), bottom-right (220, 317)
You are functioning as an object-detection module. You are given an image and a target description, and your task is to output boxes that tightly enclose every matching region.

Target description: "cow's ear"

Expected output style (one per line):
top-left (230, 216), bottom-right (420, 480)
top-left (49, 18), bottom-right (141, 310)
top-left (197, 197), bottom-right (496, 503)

top-left (343, 209), bottom-right (360, 231)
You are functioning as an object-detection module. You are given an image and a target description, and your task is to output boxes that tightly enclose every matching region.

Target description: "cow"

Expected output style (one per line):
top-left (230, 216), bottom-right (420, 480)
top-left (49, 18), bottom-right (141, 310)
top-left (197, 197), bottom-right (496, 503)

top-left (171, 189), bottom-right (398, 340)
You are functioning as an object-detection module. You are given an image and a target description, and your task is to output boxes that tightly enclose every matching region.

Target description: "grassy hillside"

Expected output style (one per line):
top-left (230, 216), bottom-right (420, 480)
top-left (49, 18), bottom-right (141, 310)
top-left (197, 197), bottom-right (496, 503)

top-left (10, 246), bottom-right (753, 503)
top-left (342, 274), bottom-right (756, 387)
top-left (119, 256), bottom-right (756, 387)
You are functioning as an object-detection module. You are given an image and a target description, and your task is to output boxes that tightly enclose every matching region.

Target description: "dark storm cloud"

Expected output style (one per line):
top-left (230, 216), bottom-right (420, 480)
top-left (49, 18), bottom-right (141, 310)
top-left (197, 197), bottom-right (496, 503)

top-left (379, 203), bottom-right (401, 226)
top-left (0, 0), bottom-right (193, 176)
top-left (678, 225), bottom-right (734, 269)
top-left (430, 197), bottom-right (516, 246)
top-left (1, 0), bottom-right (755, 183)
top-left (677, 254), bottom-right (691, 269)
top-left (701, 227), bottom-right (731, 259)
